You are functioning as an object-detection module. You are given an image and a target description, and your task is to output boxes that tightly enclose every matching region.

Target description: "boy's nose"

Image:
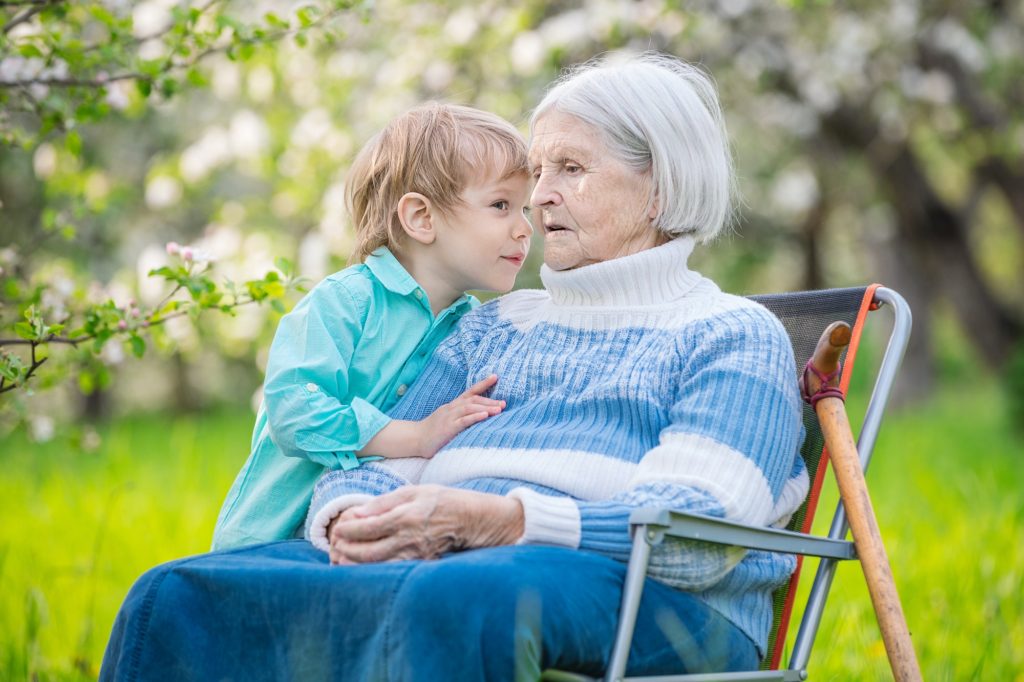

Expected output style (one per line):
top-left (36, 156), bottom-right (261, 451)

top-left (516, 213), bottom-right (534, 238)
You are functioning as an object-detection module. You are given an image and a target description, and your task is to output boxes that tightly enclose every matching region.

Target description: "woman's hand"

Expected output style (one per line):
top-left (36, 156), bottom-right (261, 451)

top-left (327, 485), bottom-right (524, 565)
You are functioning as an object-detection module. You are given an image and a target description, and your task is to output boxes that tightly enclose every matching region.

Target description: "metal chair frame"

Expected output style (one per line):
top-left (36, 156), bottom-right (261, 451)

top-left (544, 286), bottom-right (912, 682)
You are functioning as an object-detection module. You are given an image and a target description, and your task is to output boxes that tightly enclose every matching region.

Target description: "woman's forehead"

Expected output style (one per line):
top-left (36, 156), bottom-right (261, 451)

top-left (528, 113), bottom-right (602, 161)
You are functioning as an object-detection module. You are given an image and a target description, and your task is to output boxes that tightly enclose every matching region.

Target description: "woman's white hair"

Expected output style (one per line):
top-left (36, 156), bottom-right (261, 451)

top-left (531, 52), bottom-right (736, 243)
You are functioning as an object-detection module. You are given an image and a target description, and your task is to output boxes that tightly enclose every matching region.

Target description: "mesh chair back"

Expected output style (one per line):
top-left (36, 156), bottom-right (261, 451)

top-left (748, 285), bottom-right (880, 670)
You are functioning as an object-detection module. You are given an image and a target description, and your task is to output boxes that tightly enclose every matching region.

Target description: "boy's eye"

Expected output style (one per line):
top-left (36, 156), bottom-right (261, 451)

top-left (492, 200), bottom-right (509, 210)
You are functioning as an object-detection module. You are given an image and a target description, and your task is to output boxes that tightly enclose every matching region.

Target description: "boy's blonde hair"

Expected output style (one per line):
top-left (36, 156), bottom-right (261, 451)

top-left (347, 103), bottom-right (529, 262)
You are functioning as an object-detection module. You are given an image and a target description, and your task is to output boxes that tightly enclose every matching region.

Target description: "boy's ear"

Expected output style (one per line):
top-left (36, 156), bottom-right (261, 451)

top-left (397, 192), bottom-right (436, 245)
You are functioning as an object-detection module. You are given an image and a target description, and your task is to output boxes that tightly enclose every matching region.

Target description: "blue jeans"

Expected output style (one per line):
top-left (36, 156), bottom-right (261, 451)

top-left (101, 541), bottom-right (758, 681)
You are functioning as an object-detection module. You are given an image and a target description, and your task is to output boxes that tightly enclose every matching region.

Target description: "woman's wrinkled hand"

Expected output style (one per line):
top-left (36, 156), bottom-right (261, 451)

top-left (327, 485), bottom-right (523, 565)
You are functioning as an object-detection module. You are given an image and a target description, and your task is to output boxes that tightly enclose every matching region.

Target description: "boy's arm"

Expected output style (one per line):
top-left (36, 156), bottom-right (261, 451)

top-left (357, 374), bottom-right (505, 459)
top-left (262, 277), bottom-right (390, 469)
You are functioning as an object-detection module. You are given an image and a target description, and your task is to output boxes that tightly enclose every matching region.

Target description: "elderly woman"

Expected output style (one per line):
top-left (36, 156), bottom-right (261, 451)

top-left (101, 53), bottom-right (806, 681)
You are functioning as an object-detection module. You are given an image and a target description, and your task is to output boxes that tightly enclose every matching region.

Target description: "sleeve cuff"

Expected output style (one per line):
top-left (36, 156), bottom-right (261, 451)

top-left (306, 493), bottom-right (375, 552)
top-left (350, 397), bottom-right (391, 450)
top-left (507, 487), bottom-right (581, 549)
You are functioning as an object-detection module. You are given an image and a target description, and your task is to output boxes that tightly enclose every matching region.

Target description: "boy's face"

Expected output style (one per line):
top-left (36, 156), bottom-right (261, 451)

top-left (431, 171), bottom-right (533, 293)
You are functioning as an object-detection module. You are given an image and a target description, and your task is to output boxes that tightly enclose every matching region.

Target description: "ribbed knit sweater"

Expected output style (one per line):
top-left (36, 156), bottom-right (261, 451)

top-left (307, 236), bottom-right (808, 656)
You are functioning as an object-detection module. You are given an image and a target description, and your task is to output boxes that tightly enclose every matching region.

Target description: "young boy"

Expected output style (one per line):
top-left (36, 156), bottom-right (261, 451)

top-left (213, 103), bottom-right (533, 550)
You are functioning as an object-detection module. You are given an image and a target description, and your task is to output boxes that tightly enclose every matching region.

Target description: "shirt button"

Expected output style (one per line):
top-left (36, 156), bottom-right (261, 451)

top-left (396, 384), bottom-right (407, 396)
top-left (305, 383), bottom-right (319, 392)
top-left (414, 290), bottom-right (423, 300)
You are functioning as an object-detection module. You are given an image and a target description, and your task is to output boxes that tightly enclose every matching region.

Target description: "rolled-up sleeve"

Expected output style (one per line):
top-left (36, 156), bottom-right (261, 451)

top-left (262, 277), bottom-right (390, 469)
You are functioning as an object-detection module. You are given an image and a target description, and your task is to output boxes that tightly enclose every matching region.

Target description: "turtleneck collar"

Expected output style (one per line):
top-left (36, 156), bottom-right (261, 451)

top-left (539, 236), bottom-right (703, 307)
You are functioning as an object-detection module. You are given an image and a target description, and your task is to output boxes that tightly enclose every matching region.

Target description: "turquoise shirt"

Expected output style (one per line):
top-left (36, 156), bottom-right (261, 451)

top-left (212, 248), bottom-right (476, 550)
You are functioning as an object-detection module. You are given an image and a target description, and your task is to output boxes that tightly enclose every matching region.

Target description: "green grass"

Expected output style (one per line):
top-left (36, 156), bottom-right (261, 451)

top-left (1, 384), bottom-right (1021, 680)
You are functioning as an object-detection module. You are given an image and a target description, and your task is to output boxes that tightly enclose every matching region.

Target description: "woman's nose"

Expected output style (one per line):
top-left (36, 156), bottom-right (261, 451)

top-left (530, 174), bottom-right (559, 208)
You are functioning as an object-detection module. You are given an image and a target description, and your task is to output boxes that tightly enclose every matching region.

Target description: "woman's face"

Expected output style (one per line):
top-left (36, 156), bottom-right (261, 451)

top-left (529, 110), bottom-right (665, 271)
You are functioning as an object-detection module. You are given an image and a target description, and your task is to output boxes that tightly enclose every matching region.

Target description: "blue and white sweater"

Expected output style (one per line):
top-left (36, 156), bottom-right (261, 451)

top-left (307, 236), bottom-right (808, 656)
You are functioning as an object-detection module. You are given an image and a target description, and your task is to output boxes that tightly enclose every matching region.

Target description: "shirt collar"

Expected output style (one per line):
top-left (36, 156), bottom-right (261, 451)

top-left (365, 247), bottom-right (476, 314)
top-left (364, 247), bottom-right (420, 296)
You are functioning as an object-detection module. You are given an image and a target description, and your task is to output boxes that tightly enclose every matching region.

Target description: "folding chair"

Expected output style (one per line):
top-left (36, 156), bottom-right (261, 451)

top-left (544, 284), bottom-right (912, 682)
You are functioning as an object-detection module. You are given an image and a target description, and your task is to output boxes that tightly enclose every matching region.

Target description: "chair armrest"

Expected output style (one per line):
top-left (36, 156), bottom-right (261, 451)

top-left (629, 508), bottom-right (855, 561)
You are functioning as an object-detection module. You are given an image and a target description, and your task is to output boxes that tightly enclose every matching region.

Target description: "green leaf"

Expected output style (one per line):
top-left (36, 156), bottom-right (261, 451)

top-left (263, 281), bottom-right (286, 299)
top-left (14, 322), bottom-right (36, 340)
top-left (264, 12), bottom-right (290, 29)
top-left (274, 257), bottom-right (294, 277)
top-left (296, 7), bottom-right (316, 27)
top-left (137, 79), bottom-right (152, 97)
top-left (216, 14), bottom-right (245, 32)
top-left (18, 44), bottom-right (45, 59)
top-left (160, 77), bottom-right (178, 98)
top-left (89, 5), bottom-right (117, 25)
top-left (198, 291), bottom-right (223, 307)
top-left (148, 266), bottom-right (177, 278)
top-left (128, 335), bottom-right (146, 358)
top-left (78, 372), bottom-right (95, 395)
top-left (270, 299), bottom-right (286, 314)
top-left (65, 130), bottom-right (82, 157)
top-left (185, 68), bottom-right (208, 87)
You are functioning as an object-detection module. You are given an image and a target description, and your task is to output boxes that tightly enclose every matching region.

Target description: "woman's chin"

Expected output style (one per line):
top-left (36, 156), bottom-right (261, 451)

top-left (542, 245), bottom-right (581, 271)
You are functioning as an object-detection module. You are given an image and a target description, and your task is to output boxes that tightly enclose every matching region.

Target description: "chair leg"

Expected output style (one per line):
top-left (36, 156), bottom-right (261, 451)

top-left (605, 526), bottom-right (656, 682)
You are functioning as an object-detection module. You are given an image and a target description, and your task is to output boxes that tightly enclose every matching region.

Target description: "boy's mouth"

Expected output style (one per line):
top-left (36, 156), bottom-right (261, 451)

top-left (501, 254), bottom-right (525, 266)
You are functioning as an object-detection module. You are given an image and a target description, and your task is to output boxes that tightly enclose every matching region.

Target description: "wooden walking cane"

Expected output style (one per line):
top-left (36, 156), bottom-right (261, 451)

top-left (802, 322), bottom-right (923, 682)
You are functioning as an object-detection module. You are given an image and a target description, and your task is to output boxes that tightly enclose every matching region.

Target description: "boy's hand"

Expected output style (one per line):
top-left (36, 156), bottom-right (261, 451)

top-left (413, 374), bottom-right (504, 458)
top-left (358, 375), bottom-right (504, 459)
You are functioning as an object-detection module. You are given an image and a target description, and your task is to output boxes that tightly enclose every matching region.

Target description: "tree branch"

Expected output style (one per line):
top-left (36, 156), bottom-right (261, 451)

top-left (0, 340), bottom-right (47, 394)
top-left (0, 296), bottom-right (260, 348)
top-left (1, 0), bottom-right (59, 35)
top-left (0, 5), bottom-right (348, 90)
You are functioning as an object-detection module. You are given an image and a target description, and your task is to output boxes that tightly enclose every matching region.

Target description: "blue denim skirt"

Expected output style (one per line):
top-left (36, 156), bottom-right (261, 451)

top-left (101, 541), bottom-right (758, 681)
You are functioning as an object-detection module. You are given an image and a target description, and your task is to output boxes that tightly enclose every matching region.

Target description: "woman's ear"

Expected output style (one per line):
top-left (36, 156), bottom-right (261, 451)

top-left (397, 192), bottom-right (437, 245)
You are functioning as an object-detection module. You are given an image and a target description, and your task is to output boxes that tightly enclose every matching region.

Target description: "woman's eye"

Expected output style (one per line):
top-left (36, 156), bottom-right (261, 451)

top-left (565, 163), bottom-right (582, 174)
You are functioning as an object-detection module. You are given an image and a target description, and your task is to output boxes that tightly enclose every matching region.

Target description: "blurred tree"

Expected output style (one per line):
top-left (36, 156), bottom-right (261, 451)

top-left (3, 0), bottom-right (1022, 439)
top-left (0, 1), bottom-right (357, 427)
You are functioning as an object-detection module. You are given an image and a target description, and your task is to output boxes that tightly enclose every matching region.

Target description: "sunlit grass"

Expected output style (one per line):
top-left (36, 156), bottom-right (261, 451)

top-left (0, 382), bottom-right (1021, 680)
top-left (0, 411), bottom-right (248, 681)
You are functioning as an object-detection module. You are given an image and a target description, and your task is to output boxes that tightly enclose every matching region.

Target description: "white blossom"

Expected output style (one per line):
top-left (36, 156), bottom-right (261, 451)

top-left (145, 175), bottom-right (183, 209)
top-left (33, 144), bottom-right (58, 179)
top-left (30, 415), bottom-right (56, 443)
